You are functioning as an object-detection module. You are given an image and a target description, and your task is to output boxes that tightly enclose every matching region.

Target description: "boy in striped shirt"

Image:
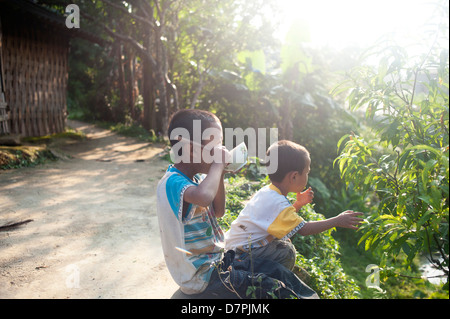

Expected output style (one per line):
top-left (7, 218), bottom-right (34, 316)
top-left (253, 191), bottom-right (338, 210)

top-left (156, 109), bottom-right (229, 295)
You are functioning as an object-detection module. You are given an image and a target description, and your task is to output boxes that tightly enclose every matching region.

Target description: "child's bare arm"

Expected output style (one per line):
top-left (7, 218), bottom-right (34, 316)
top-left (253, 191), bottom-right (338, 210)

top-left (183, 146), bottom-right (229, 209)
top-left (298, 210), bottom-right (364, 236)
top-left (183, 163), bottom-right (225, 208)
top-left (212, 171), bottom-right (226, 218)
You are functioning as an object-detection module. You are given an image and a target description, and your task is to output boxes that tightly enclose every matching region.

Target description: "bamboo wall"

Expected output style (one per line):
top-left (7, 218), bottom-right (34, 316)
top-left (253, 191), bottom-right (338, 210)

top-left (0, 13), bottom-right (69, 137)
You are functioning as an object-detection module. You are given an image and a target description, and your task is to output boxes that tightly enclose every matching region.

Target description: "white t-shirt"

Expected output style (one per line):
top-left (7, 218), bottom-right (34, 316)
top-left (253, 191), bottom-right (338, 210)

top-left (225, 184), bottom-right (305, 251)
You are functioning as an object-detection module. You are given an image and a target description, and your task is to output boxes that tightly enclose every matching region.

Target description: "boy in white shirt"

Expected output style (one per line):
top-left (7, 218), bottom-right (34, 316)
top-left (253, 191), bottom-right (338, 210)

top-left (225, 140), bottom-right (363, 270)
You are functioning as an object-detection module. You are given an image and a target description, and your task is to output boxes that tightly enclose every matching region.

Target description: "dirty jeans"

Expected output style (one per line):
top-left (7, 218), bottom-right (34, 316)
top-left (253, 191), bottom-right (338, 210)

top-left (236, 239), bottom-right (297, 271)
top-left (193, 250), bottom-right (319, 299)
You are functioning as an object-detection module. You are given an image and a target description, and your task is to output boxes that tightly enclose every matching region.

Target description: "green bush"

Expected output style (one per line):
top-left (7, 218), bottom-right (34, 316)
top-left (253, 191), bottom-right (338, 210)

top-left (289, 197), bottom-right (360, 298)
top-left (333, 4), bottom-right (449, 292)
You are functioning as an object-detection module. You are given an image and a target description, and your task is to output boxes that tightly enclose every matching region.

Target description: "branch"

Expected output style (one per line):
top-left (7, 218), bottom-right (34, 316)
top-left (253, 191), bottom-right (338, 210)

top-left (154, 0), bottom-right (162, 19)
top-left (101, 0), bottom-right (155, 29)
top-left (190, 72), bottom-right (205, 109)
top-left (138, 0), bottom-right (156, 18)
top-left (396, 272), bottom-right (446, 280)
top-left (81, 11), bottom-right (157, 68)
top-left (130, 0), bottom-right (152, 20)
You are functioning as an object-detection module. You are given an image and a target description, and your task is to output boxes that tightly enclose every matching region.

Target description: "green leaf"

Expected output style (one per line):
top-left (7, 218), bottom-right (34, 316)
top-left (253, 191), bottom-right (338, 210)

top-left (379, 214), bottom-right (400, 223)
top-left (237, 50), bottom-right (266, 74)
top-left (421, 159), bottom-right (438, 191)
top-left (398, 149), bottom-right (412, 172)
top-left (408, 145), bottom-right (442, 160)
top-left (358, 228), bottom-right (373, 246)
top-left (337, 134), bottom-right (350, 152)
top-left (416, 210), bottom-right (433, 230)
top-left (308, 177), bottom-right (331, 199)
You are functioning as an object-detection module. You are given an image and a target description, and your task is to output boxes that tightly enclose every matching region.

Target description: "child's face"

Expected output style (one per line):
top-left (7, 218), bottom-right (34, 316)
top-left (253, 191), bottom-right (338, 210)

top-left (292, 156), bottom-right (311, 192)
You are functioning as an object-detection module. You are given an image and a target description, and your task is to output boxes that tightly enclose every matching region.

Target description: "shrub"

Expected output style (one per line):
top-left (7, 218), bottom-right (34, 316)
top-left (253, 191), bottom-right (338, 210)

top-left (333, 4), bottom-right (449, 290)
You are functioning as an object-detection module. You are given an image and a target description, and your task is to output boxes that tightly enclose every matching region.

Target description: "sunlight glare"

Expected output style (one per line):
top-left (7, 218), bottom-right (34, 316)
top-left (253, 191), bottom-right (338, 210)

top-left (277, 0), bottom-right (439, 49)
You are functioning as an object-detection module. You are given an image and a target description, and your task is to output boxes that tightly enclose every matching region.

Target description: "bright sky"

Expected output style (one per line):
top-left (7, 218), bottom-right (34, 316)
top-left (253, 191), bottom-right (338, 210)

top-left (276, 0), bottom-right (444, 49)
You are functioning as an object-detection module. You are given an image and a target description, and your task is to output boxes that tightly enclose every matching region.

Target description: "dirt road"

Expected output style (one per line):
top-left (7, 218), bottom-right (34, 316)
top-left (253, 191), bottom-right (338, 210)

top-left (0, 120), bottom-right (180, 298)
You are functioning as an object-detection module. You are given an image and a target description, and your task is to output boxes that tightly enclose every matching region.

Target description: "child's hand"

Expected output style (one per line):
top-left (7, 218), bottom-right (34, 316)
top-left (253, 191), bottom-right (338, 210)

top-left (335, 210), bottom-right (364, 230)
top-left (211, 145), bottom-right (231, 168)
top-left (293, 187), bottom-right (314, 210)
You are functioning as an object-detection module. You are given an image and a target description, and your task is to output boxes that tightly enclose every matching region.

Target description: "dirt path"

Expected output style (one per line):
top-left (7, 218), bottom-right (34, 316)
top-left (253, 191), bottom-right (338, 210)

top-left (0, 120), bottom-right (180, 298)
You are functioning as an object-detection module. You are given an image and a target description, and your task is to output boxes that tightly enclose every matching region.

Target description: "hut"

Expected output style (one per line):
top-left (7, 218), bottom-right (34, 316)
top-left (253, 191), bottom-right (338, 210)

top-left (0, 0), bottom-right (88, 138)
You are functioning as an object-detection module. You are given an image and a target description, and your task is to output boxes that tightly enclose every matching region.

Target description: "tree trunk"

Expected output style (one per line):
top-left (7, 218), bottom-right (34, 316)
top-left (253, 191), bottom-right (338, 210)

top-left (279, 99), bottom-right (293, 140)
top-left (125, 45), bottom-right (135, 120)
top-left (190, 72), bottom-right (205, 109)
top-left (155, 15), bottom-right (169, 137)
top-left (156, 70), bottom-right (169, 136)
top-left (116, 43), bottom-right (127, 122)
top-left (142, 35), bottom-right (154, 131)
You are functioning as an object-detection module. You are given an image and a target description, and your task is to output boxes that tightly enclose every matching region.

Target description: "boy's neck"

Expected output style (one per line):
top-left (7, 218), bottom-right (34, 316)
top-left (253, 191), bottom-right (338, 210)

top-left (174, 163), bottom-right (198, 180)
top-left (270, 181), bottom-right (290, 196)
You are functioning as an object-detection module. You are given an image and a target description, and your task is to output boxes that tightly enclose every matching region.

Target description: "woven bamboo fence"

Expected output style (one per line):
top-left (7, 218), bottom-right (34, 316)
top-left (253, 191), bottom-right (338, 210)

top-left (1, 14), bottom-right (69, 137)
top-left (0, 13), bottom-right (8, 135)
top-left (0, 100), bottom-right (8, 135)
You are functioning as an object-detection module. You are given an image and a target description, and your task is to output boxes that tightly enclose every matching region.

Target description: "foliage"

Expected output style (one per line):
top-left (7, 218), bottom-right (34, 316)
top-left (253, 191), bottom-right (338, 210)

top-left (220, 174), bottom-right (266, 230)
top-left (0, 130), bottom-right (85, 169)
top-left (202, 24), bottom-right (361, 215)
top-left (333, 2), bottom-right (449, 290)
top-left (289, 197), bottom-right (361, 298)
top-left (95, 121), bottom-right (163, 143)
top-left (67, 37), bottom-right (119, 122)
top-left (174, 0), bottom-right (277, 108)
top-left (55, 0), bottom-right (280, 134)
top-left (0, 146), bottom-right (56, 169)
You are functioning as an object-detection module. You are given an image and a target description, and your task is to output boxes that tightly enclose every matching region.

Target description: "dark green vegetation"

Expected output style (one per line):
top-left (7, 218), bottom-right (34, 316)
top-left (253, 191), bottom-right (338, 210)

top-left (35, 0), bottom-right (449, 298)
top-left (0, 145), bottom-right (56, 169)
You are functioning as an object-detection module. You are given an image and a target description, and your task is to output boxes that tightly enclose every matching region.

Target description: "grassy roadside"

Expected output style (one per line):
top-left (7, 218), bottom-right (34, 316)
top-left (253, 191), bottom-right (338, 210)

top-left (87, 120), bottom-right (165, 144)
top-left (0, 120), bottom-right (163, 170)
top-left (0, 129), bottom-right (85, 170)
top-left (0, 145), bottom-right (56, 169)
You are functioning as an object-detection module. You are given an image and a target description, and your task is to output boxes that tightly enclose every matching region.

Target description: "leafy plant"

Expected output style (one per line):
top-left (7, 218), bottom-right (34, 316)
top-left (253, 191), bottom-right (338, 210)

top-left (290, 200), bottom-right (361, 298)
top-left (0, 147), bottom-right (57, 169)
top-left (333, 2), bottom-right (449, 290)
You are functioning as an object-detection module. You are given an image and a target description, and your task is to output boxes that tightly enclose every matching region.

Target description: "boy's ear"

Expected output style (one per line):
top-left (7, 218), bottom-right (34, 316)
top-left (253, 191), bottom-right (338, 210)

top-left (287, 171), bottom-right (297, 183)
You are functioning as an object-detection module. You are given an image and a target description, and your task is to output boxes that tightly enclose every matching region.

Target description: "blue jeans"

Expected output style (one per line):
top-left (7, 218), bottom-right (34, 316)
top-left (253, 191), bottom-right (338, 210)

top-left (192, 250), bottom-right (319, 299)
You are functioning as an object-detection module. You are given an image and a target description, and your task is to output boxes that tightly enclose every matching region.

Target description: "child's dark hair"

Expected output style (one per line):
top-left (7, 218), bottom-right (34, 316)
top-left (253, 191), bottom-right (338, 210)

top-left (265, 140), bottom-right (310, 183)
top-left (168, 109), bottom-right (220, 147)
